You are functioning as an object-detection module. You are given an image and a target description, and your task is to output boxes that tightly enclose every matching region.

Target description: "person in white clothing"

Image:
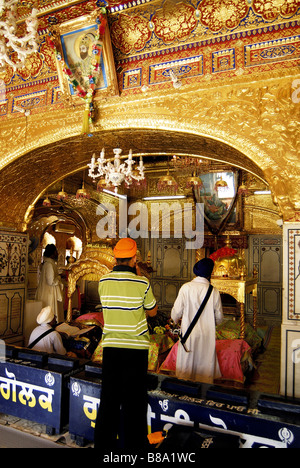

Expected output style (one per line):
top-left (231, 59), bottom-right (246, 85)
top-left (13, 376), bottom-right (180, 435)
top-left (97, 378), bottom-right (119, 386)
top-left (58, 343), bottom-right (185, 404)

top-left (171, 258), bottom-right (223, 384)
top-left (35, 244), bottom-right (64, 323)
top-left (28, 306), bottom-right (66, 355)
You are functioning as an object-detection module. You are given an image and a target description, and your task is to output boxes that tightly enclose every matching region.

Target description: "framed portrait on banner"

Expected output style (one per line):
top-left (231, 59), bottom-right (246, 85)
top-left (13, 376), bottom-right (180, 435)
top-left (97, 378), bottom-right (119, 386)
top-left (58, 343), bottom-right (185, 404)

top-left (51, 10), bottom-right (119, 100)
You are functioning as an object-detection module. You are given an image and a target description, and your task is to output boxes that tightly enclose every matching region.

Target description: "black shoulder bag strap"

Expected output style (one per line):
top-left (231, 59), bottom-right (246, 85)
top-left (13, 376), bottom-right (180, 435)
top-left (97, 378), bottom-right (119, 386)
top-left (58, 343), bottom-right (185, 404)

top-left (28, 328), bottom-right (55, 349)
top-left (180, 284), bottom-right (213, 352)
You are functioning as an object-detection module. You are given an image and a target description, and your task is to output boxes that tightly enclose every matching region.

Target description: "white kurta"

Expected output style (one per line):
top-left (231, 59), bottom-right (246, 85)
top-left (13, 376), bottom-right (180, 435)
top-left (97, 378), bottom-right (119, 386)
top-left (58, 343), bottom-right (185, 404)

top-left (171, 277), bottom-right (224, 384)
top-left (35, 257), bottom-right (64, 322)
top-left (28, 323), bottom-right (66, 355)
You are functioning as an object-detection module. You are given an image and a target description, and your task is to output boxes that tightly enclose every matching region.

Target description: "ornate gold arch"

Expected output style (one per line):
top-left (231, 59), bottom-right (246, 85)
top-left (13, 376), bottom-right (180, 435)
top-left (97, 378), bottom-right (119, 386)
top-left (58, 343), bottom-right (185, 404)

top-left (0, 69), bottom-right (298, 230)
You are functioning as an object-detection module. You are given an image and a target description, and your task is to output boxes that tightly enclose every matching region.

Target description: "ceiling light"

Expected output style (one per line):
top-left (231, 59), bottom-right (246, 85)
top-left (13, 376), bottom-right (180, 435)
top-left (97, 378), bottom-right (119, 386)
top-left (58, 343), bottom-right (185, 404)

top-left (186, 172), bottom-right (203, 189)
top-left (42, 196), bottom-right (51, 207)
top-left (215, 176), bottom-right (228, 191)
top-left (157, 169), bottom-right (178, 194)
top-left (88, 147), bottom-right (145, 193)
top-left (57, 181), bottom-right (68, 201)
top-left (76, 181), bottom-right (90, 199)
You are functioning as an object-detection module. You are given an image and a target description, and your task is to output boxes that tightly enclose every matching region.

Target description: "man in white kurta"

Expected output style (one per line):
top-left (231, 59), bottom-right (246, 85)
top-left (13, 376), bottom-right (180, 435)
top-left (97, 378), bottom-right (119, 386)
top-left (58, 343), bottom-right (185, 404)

top-left (171, 258), bottom-right (223, 384)
top-left (28, 306), bottom-right (67, 355)
top-left (35, 244), bottom-right (64, 323)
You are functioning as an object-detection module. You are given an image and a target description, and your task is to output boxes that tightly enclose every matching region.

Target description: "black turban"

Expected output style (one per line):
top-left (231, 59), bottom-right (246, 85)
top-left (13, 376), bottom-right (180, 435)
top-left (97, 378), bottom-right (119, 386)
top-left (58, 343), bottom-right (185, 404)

top-left (193, 258), bottom-right (214, 278)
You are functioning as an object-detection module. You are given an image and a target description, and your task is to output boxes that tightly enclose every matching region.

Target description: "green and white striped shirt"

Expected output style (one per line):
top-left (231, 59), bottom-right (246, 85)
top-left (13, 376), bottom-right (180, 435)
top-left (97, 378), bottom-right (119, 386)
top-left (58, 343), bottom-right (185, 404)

top-left (98, 265), bottom-right (156, 350)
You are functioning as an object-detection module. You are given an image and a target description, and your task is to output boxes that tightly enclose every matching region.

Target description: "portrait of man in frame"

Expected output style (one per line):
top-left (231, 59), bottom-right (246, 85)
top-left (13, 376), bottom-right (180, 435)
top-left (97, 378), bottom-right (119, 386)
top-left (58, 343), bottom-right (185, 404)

top-left (52, 10), bottom-right (119, 99)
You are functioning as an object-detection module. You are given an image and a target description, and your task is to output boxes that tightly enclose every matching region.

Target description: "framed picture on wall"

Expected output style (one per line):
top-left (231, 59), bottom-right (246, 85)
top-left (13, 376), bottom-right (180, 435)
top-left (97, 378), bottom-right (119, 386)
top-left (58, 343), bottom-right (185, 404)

top-left (51, 10), bottom-right (119, 99)
top-left (194, 170), bottom-right (243, 234)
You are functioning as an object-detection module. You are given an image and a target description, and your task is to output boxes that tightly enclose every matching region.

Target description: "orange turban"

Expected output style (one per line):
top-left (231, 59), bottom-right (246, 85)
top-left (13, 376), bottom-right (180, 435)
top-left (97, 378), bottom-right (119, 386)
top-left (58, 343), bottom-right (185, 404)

top-left (113, 238), bottom-right (137, 258)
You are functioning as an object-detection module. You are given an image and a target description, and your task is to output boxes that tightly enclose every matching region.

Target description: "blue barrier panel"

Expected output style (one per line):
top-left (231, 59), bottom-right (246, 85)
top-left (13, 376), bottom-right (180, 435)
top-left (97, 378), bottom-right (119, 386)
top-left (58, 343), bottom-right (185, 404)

top-left (68, 368), bottom-right (300, 448)
top-left (148, 391), bottom-right (300, 448)
top-left (0, 347), bottom-right (86, 434)
top-left (69, 363), bottom-right (102, 446)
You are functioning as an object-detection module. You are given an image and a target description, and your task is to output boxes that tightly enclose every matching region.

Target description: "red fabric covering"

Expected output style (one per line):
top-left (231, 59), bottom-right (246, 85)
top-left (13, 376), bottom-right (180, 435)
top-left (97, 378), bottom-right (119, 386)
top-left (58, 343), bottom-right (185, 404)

top-left (76, 312), bottom-right (104, 327)
top-left (216, 339), bottom-right (251, 383)
top-left (160, 339), bottom-right (251, 383)
top-left (159, 340), bottom-right (178, 372)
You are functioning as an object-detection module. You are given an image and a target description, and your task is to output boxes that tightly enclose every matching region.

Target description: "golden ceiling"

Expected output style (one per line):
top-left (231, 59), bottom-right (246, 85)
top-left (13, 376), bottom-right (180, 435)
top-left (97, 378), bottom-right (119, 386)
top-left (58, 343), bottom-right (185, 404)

top-left (0, 0), bottom-right (299, 233)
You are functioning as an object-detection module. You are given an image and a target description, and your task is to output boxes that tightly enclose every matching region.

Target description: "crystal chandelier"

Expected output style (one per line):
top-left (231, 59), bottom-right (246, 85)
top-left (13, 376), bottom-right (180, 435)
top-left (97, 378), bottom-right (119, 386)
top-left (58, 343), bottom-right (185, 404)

top-left (0, 0), bottom-right (38, 73)
top-left (88, 147), bottom-right (145, 193)
top-left (171, 155), bottom-right (209, 174)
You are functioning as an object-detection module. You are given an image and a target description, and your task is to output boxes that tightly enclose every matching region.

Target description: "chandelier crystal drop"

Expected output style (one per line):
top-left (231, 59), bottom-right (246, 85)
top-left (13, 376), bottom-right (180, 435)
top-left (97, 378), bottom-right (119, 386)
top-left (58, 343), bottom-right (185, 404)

top-left (0, 0), bottom-right (38, 73)
top-left (88, 147), bottom-right (145, 193)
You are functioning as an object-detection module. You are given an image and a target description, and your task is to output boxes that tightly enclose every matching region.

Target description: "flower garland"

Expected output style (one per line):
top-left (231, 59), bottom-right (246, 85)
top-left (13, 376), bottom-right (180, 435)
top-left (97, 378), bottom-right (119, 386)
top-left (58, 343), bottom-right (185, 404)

top-left (47, 8), bottom-right (107, 135)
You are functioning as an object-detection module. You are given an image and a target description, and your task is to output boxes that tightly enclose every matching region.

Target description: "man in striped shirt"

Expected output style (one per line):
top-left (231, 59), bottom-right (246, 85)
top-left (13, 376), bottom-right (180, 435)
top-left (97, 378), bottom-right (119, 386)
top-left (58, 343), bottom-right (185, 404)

top-left (94, 238), bottom-right (157, 453)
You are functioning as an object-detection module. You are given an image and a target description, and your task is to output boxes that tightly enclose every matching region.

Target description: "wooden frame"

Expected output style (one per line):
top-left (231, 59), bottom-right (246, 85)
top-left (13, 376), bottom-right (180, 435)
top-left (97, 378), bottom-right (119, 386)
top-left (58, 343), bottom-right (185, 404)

top-left (52, 10), bottom-right (119, 99)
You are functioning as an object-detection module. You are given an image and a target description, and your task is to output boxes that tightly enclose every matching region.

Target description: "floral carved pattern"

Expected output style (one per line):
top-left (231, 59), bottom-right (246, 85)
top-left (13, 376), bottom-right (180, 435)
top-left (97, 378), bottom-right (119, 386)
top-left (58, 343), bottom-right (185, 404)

top-left (252, 0), bottom-right (300, 21)
top-left (152, 2), bottom-right (197, 43)
top-left (40, 42), bottom-right (57, 72)
top-left (14, 52), bottom-right (44, 80)
top-left (110, 14), bottom-right (151, 54)
top-left (198, 0), bottom-right (249, 32)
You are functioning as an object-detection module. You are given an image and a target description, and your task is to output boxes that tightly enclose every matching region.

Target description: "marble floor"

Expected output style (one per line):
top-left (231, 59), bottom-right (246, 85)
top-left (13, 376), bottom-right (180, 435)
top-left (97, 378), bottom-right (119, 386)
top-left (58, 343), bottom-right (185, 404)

top-left (0, 412), bottom-right (91, 448)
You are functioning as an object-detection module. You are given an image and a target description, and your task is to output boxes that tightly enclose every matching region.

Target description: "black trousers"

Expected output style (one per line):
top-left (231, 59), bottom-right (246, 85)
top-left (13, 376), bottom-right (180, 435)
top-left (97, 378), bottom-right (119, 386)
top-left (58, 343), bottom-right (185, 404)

top-left (94, 347), bottom-right (149, 452)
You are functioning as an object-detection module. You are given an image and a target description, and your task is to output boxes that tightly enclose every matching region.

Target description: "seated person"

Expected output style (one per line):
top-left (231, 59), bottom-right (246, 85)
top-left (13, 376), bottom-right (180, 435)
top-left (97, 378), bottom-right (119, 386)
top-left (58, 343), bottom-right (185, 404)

top-left (28, 306), bottom-right (67, 355)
